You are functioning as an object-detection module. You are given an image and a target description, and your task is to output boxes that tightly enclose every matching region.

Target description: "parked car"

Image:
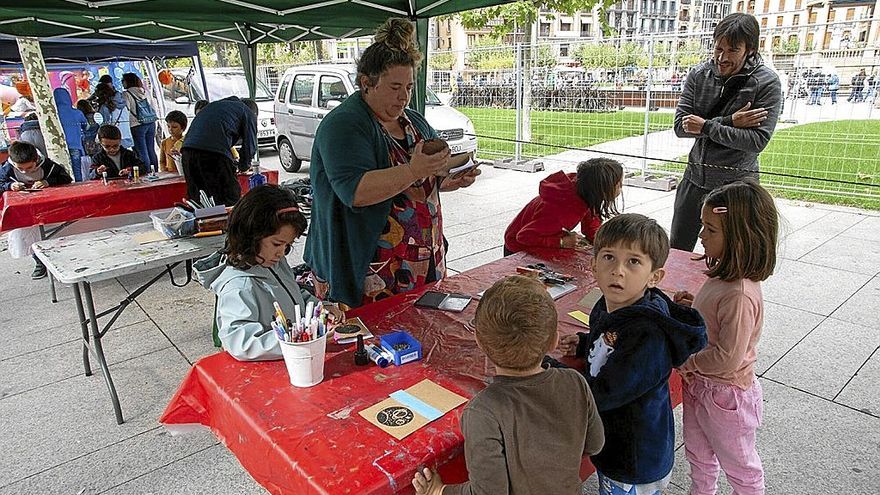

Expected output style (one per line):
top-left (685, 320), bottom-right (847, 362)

top-left (162, 68), bottom-right (276, 148)
top-left (274, 64), bottom-right (478, 172)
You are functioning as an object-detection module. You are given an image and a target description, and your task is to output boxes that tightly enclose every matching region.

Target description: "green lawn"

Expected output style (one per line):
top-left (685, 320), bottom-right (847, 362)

top-left (459, 108), bottom-right (674, 158)
top-left (461, 106), bottom-right (880, 210)
top-left (650, 120), bottom-right (880, 210)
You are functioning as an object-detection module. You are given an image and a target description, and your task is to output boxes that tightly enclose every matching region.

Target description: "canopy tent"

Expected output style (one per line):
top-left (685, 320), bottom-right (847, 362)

top-left (0, 0), bottom-right (512, 112)
top-left (0, 37), bottom-right (198, 65)
top-left (0, 1), bottom-right (503, 43)
top-left (1, 35), bottom-right (205, 178)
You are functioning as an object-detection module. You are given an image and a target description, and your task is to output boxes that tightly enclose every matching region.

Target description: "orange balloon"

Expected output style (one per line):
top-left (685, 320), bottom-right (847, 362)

top-left (14, 80), bottom-right (31, 97)
top-left (158, 69), bottom-right (173, 85)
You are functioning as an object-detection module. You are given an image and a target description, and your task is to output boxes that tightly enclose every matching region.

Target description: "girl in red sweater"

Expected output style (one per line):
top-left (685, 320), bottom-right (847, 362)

top-left (503, 158), bottom-right (623, 255)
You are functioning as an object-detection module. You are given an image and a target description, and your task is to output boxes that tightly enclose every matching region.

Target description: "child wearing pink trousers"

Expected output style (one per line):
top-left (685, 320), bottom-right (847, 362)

top-left (675, 178), bottom-right (779, 495)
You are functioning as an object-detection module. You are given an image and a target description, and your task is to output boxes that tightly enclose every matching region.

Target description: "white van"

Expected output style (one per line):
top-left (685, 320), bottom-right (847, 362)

top-left (162, 68), bottom-right (277, 148)
top-left (274, 64), bottom-right (478, 172)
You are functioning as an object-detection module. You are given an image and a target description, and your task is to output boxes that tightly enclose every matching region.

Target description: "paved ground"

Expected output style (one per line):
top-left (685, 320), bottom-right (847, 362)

top-left (0, 149), bottom-right (878, 494)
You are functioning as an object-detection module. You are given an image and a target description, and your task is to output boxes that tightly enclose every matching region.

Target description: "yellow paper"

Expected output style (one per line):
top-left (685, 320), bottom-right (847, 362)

top-left (568, 310), bottom-right (590, 326)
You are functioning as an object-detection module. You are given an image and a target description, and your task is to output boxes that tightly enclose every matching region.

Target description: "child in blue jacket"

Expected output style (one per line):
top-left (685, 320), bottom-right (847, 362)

top-left (554, 213), bottom-right (707, 494)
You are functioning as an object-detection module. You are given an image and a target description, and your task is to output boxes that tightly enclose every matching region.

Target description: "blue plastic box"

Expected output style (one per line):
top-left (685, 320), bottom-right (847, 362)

top-left (379, 331), bottom-right (422, 366)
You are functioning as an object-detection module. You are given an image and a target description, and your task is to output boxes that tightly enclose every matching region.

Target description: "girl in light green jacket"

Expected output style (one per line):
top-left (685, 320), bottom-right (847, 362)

top-left (195, 185), bottom-right (342, 361)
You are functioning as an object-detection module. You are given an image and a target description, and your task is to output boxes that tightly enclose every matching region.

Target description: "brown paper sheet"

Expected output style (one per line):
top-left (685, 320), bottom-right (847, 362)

top-left (359, 379), bottom-right (467, 440)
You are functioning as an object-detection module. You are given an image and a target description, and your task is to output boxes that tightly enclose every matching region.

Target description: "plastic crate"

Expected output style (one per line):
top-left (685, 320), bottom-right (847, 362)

top-left (379, 331), bottom-right (422, 366)
top-left (150, 208), bottom-right (196, 239)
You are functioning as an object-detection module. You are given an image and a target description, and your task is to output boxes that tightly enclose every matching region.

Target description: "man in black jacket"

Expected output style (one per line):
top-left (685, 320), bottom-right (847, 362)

top-left (672, 13), bottom-right (781, 251)
top-left (0, 141), bottom-right (73, 278)
top-left (89, 124), bottom-right (146, 180)
top-left (181, 96), bottom-right (258, 206)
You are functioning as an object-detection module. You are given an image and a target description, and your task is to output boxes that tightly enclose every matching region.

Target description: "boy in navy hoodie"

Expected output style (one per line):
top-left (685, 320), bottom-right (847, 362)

top-left (555, 213), bottom-right (707, 494)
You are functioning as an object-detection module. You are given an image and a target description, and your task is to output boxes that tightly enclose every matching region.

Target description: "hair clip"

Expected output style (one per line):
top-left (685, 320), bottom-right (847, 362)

top-left (712, 207), bottom-right (728, 214)
top-left (277, 206), bottom-right (299, 215)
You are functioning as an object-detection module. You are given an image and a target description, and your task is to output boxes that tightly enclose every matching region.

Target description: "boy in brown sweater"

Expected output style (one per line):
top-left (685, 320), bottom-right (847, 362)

top-left (412, 275), bottom-right (605, 495)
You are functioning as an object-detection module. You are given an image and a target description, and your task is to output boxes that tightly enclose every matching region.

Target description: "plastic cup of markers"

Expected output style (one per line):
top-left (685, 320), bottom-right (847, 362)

top-left (279, 332), bottom-right (328, 388)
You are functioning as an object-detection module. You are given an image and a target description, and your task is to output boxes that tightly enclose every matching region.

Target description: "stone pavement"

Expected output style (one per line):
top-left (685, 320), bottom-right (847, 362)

top-left (0, 151), bottom-right (877, 494)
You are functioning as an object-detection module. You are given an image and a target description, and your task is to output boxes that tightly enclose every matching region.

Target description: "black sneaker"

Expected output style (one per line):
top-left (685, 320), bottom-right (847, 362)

top-left (31, 263), bottom-right (47, 280)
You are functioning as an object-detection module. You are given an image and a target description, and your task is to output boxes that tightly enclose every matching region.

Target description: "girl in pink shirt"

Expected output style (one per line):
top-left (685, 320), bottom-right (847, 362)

top-left (674, 178), bottom-right (779, 495)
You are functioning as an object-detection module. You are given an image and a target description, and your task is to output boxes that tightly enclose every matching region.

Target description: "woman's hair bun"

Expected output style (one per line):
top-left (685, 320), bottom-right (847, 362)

top-left (374, 17), bottom-right (416, 52)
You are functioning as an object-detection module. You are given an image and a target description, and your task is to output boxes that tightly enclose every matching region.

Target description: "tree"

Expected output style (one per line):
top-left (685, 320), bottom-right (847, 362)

top-left (674, 41), bottom-right (705, 69)
top-left (573, 42), bottom-right (617, 68)
top-left (772, 37), bottom-right (800, 55)
top-left (535, 44), bottom-right (557, 68)
top-left (466, 36), bottom-right (514, 69)
top-left (636, 42), bottom-right (671, 68)
top-left (457, 0), bottom-right (613, 154)
top-left (429, 52), bottom-right (456, 70)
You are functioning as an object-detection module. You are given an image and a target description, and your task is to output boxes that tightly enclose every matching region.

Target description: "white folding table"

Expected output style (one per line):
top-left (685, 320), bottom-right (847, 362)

top-left (33, 223), bottom-right (224, 424)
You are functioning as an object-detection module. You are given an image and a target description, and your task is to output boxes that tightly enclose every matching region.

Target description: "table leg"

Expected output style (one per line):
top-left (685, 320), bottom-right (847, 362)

top-left (72, 283), bottom-right (92, 377)
top-left (38, 225), bottom-right (58, 303)
top-left (82, 281), bottom-right (124, 425)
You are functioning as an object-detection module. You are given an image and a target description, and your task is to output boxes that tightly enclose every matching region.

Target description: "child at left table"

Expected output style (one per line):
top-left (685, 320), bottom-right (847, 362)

top-left (194, 184), bottom-right (342, 361)
top-left (159, 110), bottom-right (186, 174)
top-left (88, 124), bottom-right (146, 180)
top-left (0, 141), bottom-right (73, 279)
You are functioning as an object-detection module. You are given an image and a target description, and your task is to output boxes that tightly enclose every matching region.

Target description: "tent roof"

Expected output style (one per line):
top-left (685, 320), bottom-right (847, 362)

top-left (0, 0), bottom-right (505, 43)
top-left (0, 37), bottom-right (198, 64)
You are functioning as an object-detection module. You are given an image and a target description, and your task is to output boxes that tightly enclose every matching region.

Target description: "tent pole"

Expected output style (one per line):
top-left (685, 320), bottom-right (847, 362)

top-left (193, 54), bottom-right (210, 103)
top-left (15, 37), bottom-right (73, 176)
top-left (237, 25), bottom-right (259, 166)
top-left (413, 17), bottom-right (428, 115)
top-left (145, 60), bottom-right (167, 153)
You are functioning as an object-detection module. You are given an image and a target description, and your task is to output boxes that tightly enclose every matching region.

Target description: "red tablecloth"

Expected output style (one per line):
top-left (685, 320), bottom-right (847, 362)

top-left (0, 170), bottom-right (279, 233)
top-left (160, 249), bottom-right (707, 495)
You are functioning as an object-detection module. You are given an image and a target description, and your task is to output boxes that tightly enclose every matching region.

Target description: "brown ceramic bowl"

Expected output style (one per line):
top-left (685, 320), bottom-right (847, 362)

top-left (421, 138), bottom-right (449, 156)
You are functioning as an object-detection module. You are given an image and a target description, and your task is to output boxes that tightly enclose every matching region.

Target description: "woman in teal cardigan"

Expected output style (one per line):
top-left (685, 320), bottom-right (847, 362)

top-left (305, 18), bottom-right (479, 308)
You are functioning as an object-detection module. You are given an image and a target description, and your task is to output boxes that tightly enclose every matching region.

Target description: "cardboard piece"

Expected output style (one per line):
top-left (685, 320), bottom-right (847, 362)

top-left (333, 316), bottom-right (373, 344)
top-left (133, 230), bottom-right (170, 244)
top-left (577, 288), bottom-right (603, 311)
top-left (359, 379), bottom-right (467, 440)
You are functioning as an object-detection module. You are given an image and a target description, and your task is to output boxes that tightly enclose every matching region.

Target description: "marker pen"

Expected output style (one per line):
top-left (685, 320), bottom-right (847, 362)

top-left (304, 301), bottom-right (315, 326)
top-left (365, 344), bottom-right (390, 368)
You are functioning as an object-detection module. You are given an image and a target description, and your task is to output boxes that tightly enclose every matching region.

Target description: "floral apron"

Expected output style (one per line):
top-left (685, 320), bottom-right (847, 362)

top-left (362, 115), bottom-right (446, 305)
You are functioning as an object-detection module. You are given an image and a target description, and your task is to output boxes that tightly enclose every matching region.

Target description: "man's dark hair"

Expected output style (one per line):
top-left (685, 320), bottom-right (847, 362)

top-left (98, 74), bottom-right (113, 85)
top-left (97, 124), bottom-right (122, 141)
top-left (165, 110), bottom-right (188, 131)
top-left (194, 99), bottom-right (209, 114)
top-left (241, 98), bottom-right (259, 116)
top-left (714, 13), bottom-right (760, 55)
top-left (9, 141), bottom-right (39, 164)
